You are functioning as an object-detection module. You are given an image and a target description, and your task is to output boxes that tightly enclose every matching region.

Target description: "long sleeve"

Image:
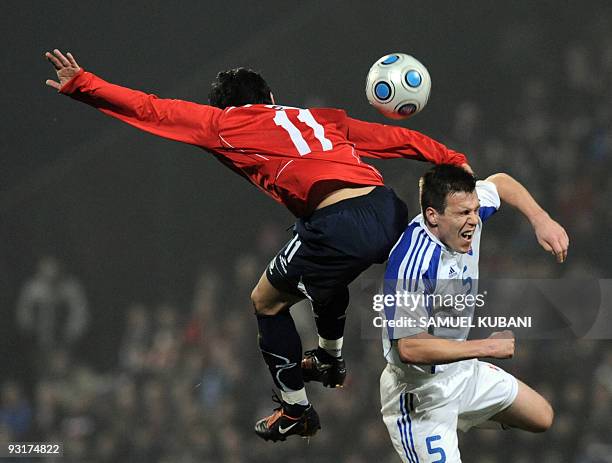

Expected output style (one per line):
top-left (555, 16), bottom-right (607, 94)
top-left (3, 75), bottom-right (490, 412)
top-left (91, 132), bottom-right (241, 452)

top-left (346, 117), bottom-right (467, 166)
top-left (60, 69), bottom-right (222, 147)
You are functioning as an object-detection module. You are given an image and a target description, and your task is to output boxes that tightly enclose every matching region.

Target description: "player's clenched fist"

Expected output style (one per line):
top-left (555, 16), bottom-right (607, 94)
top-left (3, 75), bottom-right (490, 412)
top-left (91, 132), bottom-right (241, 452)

top-left (486, 330), bottom-right (515, 359)
top-left (44, 49), bottom-right (81, 90)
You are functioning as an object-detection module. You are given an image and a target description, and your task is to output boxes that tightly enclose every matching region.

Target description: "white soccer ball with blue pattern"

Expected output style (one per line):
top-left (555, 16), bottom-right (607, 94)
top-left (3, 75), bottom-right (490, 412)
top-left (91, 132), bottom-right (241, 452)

top-left (365, 53), bottom-right (431, 120)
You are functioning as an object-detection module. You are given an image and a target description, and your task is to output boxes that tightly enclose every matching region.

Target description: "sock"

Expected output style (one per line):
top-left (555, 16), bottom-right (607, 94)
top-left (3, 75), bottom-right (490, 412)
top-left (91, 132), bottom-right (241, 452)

top-left (312, 287), bottom-right (349, 356)
top-left (256, 310), bottom-right (306, 394)
top-left (280, 388), bottom-right (309, 407)
top-left (318, 335), bottom-right (343, 358)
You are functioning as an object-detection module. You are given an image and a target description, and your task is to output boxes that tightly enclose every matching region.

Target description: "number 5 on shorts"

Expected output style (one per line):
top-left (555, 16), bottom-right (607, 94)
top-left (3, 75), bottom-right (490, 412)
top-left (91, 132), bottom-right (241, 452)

top-left (426, 435), bottom-right (446, 463)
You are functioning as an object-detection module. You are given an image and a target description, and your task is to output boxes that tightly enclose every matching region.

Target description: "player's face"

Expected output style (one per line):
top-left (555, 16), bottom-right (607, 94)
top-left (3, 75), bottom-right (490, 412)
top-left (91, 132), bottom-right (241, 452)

top-left (434, 191), bottom-right (480, 253)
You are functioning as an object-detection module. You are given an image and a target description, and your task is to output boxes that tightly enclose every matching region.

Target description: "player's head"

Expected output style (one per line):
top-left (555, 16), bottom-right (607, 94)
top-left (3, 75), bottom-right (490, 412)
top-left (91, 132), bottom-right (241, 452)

top-left (420, 164), bottom-right (478, 253)
top-left (208, 68), bottom-right (273, 109)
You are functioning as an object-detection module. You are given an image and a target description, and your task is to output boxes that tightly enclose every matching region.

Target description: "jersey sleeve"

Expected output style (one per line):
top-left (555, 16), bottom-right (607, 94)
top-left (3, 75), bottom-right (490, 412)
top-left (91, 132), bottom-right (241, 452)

top-left (476, 180), bottom-right (501, 222)
top-left (345, 117), bottom-right (468, 166)
top-left (383, 286), bottom-right (429, 340)
top-left (60, 69), bottom-right (222, 147)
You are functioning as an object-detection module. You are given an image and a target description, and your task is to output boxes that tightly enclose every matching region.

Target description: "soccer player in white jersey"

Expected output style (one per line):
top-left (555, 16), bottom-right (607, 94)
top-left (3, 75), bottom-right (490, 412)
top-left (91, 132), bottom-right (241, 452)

top-left (379, 164), bottom-right (569, 462)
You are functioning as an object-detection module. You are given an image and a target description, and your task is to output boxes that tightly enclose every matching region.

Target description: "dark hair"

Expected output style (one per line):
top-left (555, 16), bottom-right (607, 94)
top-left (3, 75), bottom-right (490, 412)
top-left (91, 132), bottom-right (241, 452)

top-left (420, 164), bottom-right (476, 213)
top-left (208, 67), bottom-right (272, 109)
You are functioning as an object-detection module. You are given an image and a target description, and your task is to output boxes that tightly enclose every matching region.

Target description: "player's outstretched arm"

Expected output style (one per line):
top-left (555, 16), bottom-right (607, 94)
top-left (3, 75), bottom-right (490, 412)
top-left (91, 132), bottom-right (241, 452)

top-left (397, 330), bottom-right (515, 365)
top-left (43, 49), bottom-right (221, 146)
top-left (345, 116), bottom-right (469, 167)
top-left (486, 173), bottom-right (569, 263)
top-left (45, 49), bottom-right (81, 90)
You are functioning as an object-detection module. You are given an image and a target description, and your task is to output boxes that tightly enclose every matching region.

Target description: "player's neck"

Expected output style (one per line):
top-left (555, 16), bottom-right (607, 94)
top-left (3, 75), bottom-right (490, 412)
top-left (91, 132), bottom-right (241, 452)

top-left (424, 222), bottom-right (453, 252)
top-left (423, 219), bottom-right (441, 241)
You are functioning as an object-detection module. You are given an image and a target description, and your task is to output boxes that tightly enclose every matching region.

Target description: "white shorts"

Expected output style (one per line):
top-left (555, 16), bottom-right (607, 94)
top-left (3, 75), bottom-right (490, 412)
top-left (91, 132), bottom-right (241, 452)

top-left (380, 359), bottom-right (518, 463)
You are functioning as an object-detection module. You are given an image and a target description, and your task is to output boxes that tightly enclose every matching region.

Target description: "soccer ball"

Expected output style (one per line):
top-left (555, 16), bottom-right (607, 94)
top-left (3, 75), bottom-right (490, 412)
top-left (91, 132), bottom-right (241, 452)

top-left (365, 53), bottom-right (431, 120)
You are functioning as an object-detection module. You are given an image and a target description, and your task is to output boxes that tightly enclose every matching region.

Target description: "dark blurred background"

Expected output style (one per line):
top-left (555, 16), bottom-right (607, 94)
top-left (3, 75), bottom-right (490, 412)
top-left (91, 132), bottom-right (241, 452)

top-left (1, 1), bottom-right (611, 462)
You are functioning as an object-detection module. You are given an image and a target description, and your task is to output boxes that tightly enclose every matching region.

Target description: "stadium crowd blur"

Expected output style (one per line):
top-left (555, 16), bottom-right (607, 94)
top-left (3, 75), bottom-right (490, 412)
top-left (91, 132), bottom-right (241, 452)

top-left (4, 20), bottom-right (612, 463)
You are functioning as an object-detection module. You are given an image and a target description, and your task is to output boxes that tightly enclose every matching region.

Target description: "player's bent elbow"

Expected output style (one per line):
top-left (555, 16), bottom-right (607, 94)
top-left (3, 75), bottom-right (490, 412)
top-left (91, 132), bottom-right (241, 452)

top-left (398, 347), bottom-right (414, 364)
top-left (399, 353), bottom-right (429, 364)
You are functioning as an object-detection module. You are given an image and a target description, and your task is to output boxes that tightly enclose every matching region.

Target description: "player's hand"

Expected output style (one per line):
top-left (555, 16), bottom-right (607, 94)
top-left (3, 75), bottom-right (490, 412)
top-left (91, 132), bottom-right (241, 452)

top-left (486, 330), bottom-right (515, 359)
top-left (45, 49), bottom-right (81, 90)
top-left (531, 212), bottom-right (569, 263)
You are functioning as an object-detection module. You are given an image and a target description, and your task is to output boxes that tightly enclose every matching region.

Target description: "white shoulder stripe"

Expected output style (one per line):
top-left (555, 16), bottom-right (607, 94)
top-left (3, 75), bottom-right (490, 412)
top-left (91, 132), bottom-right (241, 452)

top-left (395, 226), bottom-right (423, 282)
top-left (412, 241), bottom-right (436, 292)
top-left (413, 239), bottom-right (435, 289)
top-left (404, 232), bottom-right (428, 284)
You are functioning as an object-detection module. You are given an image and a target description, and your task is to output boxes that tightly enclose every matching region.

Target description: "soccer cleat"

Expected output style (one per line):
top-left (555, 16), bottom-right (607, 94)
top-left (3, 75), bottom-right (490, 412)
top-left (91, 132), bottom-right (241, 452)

top-left (254, 394), bottom-right (321, 442)
top-left (301, 348), bottom-right (346, 388)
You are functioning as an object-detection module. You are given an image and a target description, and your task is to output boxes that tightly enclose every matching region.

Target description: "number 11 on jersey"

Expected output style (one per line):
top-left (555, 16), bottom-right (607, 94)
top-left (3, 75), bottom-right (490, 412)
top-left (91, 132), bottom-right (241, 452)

top-left (273, 109), bottom-right (333, 156)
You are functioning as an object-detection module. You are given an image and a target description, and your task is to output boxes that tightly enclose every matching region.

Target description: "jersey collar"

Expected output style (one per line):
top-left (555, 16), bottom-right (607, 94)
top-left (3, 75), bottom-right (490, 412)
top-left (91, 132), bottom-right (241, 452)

top-left (413, 214), bottom-right (458, 256)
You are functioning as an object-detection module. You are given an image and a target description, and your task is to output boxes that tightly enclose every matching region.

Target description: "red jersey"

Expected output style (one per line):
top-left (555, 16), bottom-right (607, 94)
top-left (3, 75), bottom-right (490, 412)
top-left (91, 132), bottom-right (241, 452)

top-left (60, 69), bottom-right (467, 217)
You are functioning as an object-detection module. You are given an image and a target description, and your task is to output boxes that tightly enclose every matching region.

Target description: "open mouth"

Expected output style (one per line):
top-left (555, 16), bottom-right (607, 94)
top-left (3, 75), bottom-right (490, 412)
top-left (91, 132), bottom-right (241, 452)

top-left (460, 230), bottom-right (474, 242)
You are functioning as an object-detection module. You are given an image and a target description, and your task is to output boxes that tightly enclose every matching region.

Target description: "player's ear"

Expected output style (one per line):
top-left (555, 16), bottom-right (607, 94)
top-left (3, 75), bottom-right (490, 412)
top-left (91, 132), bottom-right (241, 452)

top-left (424, 206), bottom-right (438, 227)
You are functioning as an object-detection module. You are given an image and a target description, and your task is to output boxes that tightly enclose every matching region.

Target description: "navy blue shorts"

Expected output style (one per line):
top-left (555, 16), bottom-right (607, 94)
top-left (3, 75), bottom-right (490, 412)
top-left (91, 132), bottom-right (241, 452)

top-left (266, 186), bottom-right (408, 305)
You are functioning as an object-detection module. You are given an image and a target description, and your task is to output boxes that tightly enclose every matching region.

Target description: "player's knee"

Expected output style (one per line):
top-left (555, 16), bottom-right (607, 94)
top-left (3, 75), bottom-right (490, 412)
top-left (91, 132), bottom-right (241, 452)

top-left (250, 286), bottom-right (267, 314)
top-left (531, 401), bottom-right (554, 433)
top-left (251, 285), bottom-right (282, 316)
top-left (538, 401), bottom-right (554, 432)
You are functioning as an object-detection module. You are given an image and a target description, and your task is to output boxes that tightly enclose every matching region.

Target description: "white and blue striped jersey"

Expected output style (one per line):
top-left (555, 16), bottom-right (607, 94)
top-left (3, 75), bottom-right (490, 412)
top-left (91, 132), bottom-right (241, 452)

top-left (382, 180), bottom-right (501, 374)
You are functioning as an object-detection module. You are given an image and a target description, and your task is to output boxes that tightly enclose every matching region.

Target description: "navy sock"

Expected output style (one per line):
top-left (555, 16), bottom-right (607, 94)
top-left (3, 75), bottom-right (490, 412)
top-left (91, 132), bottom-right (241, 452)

top-left (256, 310), bottom-right (304, 392)
top-left (312, 287), bottom-right (349, 341)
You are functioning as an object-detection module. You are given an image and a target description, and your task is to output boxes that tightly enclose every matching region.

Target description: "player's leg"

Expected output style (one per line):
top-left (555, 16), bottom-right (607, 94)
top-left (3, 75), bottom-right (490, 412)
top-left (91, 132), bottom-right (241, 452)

top-left (457, 360), bottom-right (552, 434)
top-left (380, 365), bottom-right (463, 462)
top-left (252, 242), bottom-right (322, 441)
top-left (489, 379), bottom-right (554, 433)
top-left (299, 187), bottom-right (409, 385)
top-left (311, 287), bottom-right (349, 356)
top-left (302, 287), bottom-right (349, 388)
top-left (251, 270), bottom-right (303, 316)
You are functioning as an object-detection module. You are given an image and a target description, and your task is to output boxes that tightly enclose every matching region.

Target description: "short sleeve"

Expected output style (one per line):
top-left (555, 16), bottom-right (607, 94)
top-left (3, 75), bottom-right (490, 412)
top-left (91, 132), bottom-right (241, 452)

top-left (476, 180), bottom-right (501, 223)
top-left (381, 281), bottom-right (429, 340)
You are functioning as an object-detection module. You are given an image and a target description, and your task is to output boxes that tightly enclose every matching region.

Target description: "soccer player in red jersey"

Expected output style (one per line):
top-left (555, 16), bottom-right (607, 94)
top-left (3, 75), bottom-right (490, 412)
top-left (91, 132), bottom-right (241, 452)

top-left (45, 49), bottom-right (470, 441)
